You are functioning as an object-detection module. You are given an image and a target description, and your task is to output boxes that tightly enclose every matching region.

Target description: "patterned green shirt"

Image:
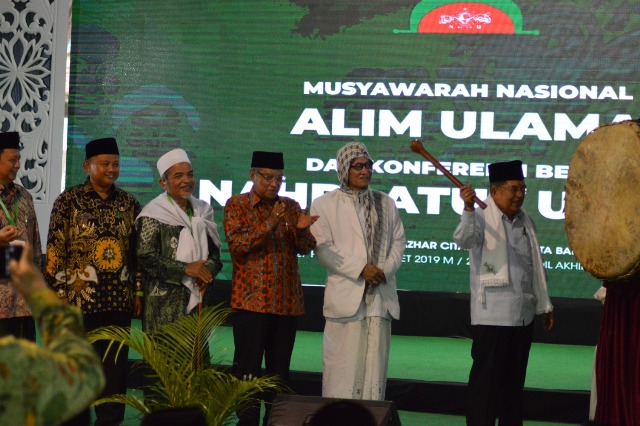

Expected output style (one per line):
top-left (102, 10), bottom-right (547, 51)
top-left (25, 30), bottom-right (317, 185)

top-left (0, 287), bottom-right (105, 425)
top-left (136, 216), bottom-right (222, 332)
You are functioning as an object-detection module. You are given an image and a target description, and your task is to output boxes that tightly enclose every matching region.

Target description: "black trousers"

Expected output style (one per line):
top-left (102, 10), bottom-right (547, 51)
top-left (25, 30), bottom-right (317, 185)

top-left (466, 322), bottom-right (534, 426)
top-left (232, 309), bottom-right (298, 426)
top-left (63, 311), bottom-right (132, 426)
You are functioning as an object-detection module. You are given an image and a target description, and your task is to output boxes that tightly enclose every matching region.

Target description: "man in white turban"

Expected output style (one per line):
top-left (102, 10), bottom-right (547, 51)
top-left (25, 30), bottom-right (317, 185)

top-left (136, 148), bottom-right (222, 332)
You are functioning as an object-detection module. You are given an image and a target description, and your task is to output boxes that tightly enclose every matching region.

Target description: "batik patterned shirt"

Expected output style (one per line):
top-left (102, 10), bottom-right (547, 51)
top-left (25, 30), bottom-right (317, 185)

top-left (0, 287), bottom-right (105, 425)
top-left (45, 180), bottom-right (141, 314)
top-left (0, 184), bottom-right (42, 319)
top-left (136, 216), bottom-right (222, 332)
top-left (224, 191), bottom-right (316, 316)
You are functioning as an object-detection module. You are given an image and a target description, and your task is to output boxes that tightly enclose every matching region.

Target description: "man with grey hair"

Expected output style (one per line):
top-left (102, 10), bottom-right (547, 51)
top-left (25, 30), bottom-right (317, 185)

top-left (310, 142), bottom-right (405, 400)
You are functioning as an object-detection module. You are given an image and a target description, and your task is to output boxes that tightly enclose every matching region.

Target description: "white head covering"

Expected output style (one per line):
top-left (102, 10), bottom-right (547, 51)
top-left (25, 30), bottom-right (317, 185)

top-left (157, 148), bottom-right (191, 177)
top-left (336, 142), bottom-right (372, 188)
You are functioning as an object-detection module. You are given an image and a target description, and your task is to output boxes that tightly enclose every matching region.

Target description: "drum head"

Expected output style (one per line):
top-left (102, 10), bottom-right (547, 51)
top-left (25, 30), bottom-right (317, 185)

top-left (565, 121), bottom-right (640, 280)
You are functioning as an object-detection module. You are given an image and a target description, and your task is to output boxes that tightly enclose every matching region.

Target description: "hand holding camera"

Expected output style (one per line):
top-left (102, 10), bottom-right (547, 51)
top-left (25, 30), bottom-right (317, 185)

top-left (6, 243), bottom-right (45, 298)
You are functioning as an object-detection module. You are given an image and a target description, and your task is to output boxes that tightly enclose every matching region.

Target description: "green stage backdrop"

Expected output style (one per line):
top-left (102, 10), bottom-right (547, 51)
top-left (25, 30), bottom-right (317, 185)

top-left (67, 0), bottom-right (640, 298)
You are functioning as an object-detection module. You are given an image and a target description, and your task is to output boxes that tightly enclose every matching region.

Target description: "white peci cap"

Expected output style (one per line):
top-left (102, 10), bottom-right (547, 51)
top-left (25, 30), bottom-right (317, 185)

top-left (157, 148), bottom-right (191, 177)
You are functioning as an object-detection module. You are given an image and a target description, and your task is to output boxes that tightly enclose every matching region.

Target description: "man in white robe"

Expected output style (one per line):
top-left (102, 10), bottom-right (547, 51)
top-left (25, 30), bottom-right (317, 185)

top-left (310, 142), bottom-right (405, 400)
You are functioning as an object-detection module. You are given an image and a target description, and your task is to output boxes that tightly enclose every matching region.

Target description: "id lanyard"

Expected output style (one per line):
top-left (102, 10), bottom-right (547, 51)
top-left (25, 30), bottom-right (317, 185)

top-left (167, 194), bottom-right (193, 234)
top-left (0, 198), bottom-right (19, 227)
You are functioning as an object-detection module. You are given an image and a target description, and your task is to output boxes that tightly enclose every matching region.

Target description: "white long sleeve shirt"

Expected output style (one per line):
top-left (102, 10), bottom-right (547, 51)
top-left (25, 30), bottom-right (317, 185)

top-left (454, 209), bottom-right (537, 327)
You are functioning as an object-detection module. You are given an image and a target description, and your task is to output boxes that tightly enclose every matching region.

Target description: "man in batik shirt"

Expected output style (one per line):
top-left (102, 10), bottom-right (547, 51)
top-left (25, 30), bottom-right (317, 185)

top-left (224, 151), bottom-right (318, 426)
top-left (0, 131), bottom-right (42, 341)
top-left (136, 148), bottom-right (222, 332)
top-left (46, 137), bottom-right (141, 426)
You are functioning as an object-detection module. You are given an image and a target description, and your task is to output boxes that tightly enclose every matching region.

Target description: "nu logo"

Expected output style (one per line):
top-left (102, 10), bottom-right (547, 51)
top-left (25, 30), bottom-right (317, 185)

top-left (394, 0), bottom-right (539, 35)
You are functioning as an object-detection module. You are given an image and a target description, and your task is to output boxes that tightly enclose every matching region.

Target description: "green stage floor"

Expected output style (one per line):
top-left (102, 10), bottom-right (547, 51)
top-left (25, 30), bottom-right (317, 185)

top-left (128, 324), bottom-right (594, 391)
top-left (120, 323), bottom-right (593, 424)
top-left (206, 326), bottom-right (594, 392)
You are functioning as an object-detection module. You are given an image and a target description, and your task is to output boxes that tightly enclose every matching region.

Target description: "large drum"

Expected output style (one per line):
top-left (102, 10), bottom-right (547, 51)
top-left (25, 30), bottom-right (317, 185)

top-left (565, 120), bottom-right (640, 280)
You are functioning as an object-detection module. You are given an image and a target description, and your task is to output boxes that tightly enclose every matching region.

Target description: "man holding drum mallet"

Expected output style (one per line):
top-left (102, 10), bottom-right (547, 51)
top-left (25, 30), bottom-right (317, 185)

top-left (454, 160), bottom-right (554, 426)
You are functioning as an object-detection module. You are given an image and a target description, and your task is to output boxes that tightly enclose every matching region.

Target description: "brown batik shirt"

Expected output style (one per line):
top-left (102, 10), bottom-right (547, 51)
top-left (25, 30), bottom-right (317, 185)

top-left (224, 191), bottom-right (315, 316)
top-left (0, 183), bottom-right (42, 319)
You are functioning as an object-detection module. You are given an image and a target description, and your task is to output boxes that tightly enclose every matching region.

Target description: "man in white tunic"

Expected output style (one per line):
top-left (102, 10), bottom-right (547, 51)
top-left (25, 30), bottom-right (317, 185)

top-left (310, 142), bottom-right (405, 400)
top-left (454, 160), bottom-right (554, 425)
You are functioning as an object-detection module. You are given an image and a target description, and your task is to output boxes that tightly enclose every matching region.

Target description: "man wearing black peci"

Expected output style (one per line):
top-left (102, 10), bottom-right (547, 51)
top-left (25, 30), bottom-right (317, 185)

top-left (454, 160), bottom-right (555, 425)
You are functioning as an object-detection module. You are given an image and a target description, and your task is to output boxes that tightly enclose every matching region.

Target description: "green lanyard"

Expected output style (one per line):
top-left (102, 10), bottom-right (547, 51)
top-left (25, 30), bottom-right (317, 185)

top-left (167, 194), bottom-right (193, 234)
top-left (0, 198), bottom-right (19, 227)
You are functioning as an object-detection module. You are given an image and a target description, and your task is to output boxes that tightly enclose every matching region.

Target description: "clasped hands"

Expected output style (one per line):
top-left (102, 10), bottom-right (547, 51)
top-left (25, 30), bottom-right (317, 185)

top-left (267, 200), bottom-right (319, 230)
top-left (185, 259), bottom-right (213, 292)
top-left (362, 263), bottom-right (386, 287)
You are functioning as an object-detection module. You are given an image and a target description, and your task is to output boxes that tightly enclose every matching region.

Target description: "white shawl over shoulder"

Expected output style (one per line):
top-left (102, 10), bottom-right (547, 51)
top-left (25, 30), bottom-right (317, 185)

top-left (479, 196), bottom-right (552, 314)
top-left (138, 192), bottom-right (221, 313)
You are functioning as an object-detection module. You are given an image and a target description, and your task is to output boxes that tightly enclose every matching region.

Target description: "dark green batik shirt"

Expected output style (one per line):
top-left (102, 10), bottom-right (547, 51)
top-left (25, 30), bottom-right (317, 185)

top-left (136, 216), bottom-right (222, 332)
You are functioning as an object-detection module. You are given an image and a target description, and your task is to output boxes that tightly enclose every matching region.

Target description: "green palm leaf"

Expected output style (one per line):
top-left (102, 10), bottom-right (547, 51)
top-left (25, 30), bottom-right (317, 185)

top-left (87, 304), bottom-right (282, 425)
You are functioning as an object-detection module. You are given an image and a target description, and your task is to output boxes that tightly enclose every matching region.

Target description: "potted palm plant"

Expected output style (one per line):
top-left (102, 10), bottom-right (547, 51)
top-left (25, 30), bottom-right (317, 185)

top-left (87, 305), bottom-right (281, 425)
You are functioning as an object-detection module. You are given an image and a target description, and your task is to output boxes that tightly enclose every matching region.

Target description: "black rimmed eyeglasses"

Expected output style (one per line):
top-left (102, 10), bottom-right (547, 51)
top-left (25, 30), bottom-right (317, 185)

top-left (499, 185), bottom-right (527, 196)
top-left (255, 170), bottom-right (285, 183)
top-left (350, 161), bottom-right (373, 171)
